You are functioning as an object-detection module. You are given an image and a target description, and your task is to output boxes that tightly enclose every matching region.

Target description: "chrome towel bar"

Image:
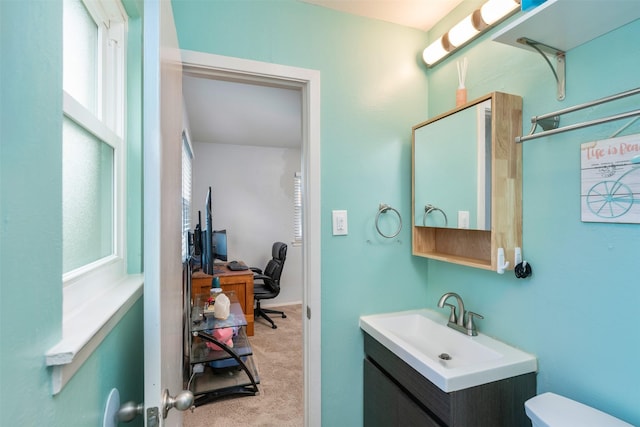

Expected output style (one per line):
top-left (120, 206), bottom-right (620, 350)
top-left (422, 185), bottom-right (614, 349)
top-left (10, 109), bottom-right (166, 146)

top-left (517, 86), bottom-right (640, 143)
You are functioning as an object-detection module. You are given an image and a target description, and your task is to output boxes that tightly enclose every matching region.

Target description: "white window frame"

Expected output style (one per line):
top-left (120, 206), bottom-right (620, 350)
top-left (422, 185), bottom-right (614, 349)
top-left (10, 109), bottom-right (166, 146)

top-left (47, 0), bottom-right (142, 395)
top-left (62, 0), bottom-right (127, 304)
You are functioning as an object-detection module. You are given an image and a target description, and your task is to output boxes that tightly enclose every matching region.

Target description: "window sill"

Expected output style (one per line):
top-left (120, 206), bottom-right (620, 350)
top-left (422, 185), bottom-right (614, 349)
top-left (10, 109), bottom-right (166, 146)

top-left (45, 274), bottom-right (143, 395)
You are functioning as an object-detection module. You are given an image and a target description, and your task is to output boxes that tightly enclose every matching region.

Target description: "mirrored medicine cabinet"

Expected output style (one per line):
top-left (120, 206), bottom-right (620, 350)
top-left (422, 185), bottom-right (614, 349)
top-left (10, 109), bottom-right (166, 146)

top-left (411, 92), bottom-right (523, 271)
top-left (414, 99), bottom-right (492, 231)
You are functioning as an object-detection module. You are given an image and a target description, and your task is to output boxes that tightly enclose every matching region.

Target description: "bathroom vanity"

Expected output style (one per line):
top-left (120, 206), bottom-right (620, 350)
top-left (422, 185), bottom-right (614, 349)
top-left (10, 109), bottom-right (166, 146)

top-left (363, 333), bottom-right (536, 426)
top-left (360, 309), bottom-right (537, 426)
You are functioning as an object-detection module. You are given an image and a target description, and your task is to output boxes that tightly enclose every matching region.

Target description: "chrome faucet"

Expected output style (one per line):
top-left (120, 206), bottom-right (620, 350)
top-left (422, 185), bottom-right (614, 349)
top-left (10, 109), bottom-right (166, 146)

top-left (437, 292), bottom-right (483, 336)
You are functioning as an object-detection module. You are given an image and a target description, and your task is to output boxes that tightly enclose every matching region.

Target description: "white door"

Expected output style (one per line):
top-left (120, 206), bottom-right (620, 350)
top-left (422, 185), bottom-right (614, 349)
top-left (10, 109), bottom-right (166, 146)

top-left (143, 1), bottom-right (189, 426)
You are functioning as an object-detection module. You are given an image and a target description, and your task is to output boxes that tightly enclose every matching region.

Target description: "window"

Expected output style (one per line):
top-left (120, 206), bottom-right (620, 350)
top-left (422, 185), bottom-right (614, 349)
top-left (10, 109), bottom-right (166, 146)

top-left (62, 0), bottom-right (126, 284)
top-left (48, 0), bottom-right (135, 395)
top-left (182, 131), bottom-right (193, 261)
top-left (293, 172), bottom-right (303, 245)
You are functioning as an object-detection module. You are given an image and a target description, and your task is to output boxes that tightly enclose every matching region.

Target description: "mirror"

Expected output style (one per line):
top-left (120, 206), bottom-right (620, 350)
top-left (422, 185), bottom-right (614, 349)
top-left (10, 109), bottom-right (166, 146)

top-left (413, 98), bottom-right (492, 230)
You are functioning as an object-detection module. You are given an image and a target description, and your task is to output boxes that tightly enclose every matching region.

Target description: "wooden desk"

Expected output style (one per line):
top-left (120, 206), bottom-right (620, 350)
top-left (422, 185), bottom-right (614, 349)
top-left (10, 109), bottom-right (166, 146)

top-left (192, 263), bottom-right (254, 336)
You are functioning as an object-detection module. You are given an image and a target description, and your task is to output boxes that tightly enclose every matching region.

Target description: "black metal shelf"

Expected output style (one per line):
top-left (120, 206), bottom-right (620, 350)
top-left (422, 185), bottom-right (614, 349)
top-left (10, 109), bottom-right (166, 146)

top-left (190, 329), bottom-right (253, 364)
top-left (185, 288), bottom-right (260, 406)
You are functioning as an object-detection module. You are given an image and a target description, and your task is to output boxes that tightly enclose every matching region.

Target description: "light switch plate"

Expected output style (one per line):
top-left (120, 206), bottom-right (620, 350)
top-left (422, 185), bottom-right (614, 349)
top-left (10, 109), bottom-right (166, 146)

top-left (332, 210), bottom-right (348, 235)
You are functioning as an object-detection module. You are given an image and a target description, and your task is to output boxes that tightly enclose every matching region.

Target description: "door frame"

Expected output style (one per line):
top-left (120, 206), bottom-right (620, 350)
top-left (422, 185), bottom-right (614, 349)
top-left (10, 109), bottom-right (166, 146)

top-left (180, 50), bottom-right (322, 426)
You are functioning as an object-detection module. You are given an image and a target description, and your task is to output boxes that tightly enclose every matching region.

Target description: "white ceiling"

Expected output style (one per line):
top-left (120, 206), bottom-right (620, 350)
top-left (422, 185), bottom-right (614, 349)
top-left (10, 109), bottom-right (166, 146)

top-left (183, 0), bottom-right (462, 148)
top-left (183, 75), bottom-right (303, 148)
top-left (301, 0), bottom-right (464, 31)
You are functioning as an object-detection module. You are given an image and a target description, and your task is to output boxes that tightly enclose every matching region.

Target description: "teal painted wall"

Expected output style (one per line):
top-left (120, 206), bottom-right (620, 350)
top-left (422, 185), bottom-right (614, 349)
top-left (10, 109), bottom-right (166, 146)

top-left (424, 12), bottom-right (640, 427)
top-left (175, 1), bottom-right (640, 425)
top-left (0, 1), bottom-right (144, 425)
top-left (172, 1), bottom-right (430, 425)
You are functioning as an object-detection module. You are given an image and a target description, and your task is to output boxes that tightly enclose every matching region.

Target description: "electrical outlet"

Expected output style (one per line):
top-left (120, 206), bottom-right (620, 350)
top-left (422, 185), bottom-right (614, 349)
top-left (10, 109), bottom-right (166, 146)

top-left (332, 210), bottom-right (348, 235)
top-left (458, 210), bottom-right (470, 229)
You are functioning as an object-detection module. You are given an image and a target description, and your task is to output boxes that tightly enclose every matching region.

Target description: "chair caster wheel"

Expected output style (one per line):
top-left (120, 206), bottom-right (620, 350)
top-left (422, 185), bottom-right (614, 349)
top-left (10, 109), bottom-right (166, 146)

top-left (272, 324), bottom-right (277, 329)
top-left (282, 314), bottom-right (287, 319)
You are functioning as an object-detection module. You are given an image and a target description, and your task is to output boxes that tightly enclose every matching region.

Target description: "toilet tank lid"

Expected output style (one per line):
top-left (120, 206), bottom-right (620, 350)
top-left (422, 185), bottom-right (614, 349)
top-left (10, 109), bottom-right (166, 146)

top-left (525, 393), bottom-right (633, 427)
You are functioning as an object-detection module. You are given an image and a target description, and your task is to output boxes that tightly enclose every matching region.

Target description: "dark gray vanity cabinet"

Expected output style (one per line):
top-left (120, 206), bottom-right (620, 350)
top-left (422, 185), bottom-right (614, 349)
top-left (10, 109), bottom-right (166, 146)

top-left (364, 358), bottom-right (441, 426)
top-left (363, 333), bottom-right (536, 427)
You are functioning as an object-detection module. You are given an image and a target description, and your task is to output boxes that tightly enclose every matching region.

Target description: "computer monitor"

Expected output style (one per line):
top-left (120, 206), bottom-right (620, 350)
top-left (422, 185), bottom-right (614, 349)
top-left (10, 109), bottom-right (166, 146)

top-left (197, 186), bottom-right (228, 273)
top-left (202, 187), bottom-right (214, 274)
top-left (213, 229), bottom-right (227, 262)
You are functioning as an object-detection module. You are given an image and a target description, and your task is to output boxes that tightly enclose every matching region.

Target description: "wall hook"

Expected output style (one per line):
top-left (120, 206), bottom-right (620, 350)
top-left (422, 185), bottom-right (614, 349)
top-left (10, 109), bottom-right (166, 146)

top-left (514, 247), bottom-right (533, 278)
top-left (496, 247), bottom-right (510, 274)
top-left (514, 247), bottom-right (522, 265)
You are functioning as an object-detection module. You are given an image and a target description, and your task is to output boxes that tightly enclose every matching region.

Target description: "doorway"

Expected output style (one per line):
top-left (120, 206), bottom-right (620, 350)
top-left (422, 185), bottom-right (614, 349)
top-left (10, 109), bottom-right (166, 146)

top-left (180, 50), bottom-right (322, 426)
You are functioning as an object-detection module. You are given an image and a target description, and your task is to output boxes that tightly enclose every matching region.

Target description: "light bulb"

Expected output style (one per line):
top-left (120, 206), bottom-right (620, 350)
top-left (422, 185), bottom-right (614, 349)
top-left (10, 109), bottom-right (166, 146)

top-left (422, 36), bottom-right (449, 65)
top-left (447, 14), bottom-right (479, 47)
top-left (421, 0), bottom-right (519, 68)
top-left (480, 0), bottom-right (519, 25)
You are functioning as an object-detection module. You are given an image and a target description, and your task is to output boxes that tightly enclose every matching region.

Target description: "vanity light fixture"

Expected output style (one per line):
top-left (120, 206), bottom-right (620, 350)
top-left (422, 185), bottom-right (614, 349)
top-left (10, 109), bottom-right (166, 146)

top-left (422, 0), bottom-right (521, 67)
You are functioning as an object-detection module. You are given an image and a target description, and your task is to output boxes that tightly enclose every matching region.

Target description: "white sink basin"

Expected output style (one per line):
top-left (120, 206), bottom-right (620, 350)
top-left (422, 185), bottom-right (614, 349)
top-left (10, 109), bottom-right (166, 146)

top-left (359, 309), bottom-right (537, 392)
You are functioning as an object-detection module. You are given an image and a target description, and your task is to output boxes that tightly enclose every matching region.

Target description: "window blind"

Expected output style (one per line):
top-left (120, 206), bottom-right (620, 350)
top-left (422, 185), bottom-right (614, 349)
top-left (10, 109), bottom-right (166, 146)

top-left (182, 132), bottom-right (193, 260)
top-left (294, 172), bottom-right (303, 244)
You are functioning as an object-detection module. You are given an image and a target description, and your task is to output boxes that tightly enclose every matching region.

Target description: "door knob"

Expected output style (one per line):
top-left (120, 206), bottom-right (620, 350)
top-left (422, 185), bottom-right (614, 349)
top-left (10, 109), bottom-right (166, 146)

top-left (116, 389), bottom-right (194, 423)
top-left (162, 389), bottom-right (194, 418)
top-left (117, 401), bottom-right (144, 423)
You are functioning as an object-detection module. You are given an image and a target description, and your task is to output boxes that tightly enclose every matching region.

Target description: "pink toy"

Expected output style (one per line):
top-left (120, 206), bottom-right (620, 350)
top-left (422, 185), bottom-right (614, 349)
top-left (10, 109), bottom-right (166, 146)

top-left (205, 327), bottom-right (234, 351)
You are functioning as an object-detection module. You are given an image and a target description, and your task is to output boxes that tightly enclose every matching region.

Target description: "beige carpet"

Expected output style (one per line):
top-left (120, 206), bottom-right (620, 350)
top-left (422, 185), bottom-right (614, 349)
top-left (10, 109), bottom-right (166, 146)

top-left (185, 304), bottom-right (304, 427)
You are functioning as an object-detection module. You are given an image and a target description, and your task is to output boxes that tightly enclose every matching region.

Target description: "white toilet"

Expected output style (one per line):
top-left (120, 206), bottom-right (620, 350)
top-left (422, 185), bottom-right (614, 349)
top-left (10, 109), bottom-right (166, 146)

top-left (525, 392), bottom-right (634, 427)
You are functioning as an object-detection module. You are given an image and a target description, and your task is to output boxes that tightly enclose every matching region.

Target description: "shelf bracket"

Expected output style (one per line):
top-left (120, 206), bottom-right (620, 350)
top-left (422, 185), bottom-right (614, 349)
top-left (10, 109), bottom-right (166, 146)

top-left (517, 37), bottom-right (566, 101)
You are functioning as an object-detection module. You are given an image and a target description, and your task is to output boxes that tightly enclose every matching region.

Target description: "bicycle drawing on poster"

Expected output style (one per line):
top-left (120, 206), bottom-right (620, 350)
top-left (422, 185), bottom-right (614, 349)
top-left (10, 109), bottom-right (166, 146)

top-left (581, 134), bottom-right (640, 223)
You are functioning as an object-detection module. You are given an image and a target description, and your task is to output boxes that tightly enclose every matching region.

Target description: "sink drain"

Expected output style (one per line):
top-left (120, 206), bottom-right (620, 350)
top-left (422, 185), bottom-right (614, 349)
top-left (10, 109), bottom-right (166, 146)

top-left (438, 353), bottom-right (451, 360)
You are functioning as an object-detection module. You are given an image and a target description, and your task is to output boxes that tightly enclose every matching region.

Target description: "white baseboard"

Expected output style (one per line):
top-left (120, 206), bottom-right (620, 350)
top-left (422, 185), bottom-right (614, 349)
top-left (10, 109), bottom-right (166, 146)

top-left (261, 300), bottom-right (302, 309)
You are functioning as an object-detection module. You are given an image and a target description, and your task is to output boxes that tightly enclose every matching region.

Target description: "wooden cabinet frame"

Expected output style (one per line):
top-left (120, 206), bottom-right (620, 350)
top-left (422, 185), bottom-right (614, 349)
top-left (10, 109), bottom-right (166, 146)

top-left (412, 92), bottom-right (523, 271)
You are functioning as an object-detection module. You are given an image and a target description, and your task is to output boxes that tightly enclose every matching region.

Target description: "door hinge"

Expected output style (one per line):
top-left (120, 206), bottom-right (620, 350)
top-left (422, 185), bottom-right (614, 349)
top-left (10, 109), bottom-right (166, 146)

top-left (306, 305), bottom-right (311, 320)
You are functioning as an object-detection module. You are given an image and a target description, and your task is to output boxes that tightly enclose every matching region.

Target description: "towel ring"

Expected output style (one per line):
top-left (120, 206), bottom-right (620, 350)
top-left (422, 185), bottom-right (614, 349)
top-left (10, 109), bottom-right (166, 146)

top-left (422, 204), bottom-right (448, 227)
top-left (375, 204), bottom-right (402, 238)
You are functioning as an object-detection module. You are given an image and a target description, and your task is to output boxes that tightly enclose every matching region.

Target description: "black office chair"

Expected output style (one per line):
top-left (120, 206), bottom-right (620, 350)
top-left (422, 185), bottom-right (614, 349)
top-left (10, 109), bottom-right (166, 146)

top-left (252, 242), bottom-right (287, 329)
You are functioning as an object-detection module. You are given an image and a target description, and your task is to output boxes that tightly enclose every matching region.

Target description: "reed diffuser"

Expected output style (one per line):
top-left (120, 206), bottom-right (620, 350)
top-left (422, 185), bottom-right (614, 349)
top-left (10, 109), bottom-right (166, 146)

top-left (456, 57), bottom-right (468, 107)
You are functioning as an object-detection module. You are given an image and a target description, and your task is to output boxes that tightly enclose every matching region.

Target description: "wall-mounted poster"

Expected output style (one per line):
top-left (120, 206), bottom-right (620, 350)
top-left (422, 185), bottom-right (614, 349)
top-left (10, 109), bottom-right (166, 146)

top-left (581, 133), bottom-right (640, 223)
